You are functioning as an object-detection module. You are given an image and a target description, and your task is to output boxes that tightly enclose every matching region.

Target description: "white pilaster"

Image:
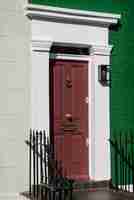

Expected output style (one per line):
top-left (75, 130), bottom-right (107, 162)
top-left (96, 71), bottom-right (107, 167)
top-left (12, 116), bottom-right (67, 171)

top-left (31, 39), bottom-right (52, 136)
top-left (90, 45), bottom-right (113, 181)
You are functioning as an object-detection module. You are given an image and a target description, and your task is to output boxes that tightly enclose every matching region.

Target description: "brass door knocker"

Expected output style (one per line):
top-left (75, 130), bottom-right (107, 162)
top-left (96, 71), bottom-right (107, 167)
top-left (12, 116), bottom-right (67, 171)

top-left (65, 71), bottom-right (72, 88)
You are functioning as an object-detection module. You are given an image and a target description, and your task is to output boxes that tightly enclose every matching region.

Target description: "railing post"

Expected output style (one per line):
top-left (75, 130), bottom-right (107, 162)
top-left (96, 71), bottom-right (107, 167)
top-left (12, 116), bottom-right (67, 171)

top-left (122, 141), bottom-right (125, 191)
top-left (124, 134), bottom-right (127, 191)
top-left (128, 130), bottom-right (132, 192)
top-left (33, 130), bottom-right (36, 197)
top-left (130, 130), bottom-right (134, 192)
top-left (47, 137), bottom-right (51, 184)
top-left (29, 129), bottom-right (32, 197)
top-left (115, 134), bottom-right (118, 191)
top-left (40, 131), bottom-right (44, 199)
top-left (36, 130), bottom-right (39, 198)
top-left (128, 154), bottom-right (131, 192)
top-left (119, 131), bottom-right (122, 191)
top-left (43, 130), bottom-right (47, 184)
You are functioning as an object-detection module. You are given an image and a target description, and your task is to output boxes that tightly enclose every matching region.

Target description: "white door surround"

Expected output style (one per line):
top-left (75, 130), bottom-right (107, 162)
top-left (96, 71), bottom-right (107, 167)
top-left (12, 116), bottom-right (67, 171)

top-left (25, 4), bottom-right (121, 181)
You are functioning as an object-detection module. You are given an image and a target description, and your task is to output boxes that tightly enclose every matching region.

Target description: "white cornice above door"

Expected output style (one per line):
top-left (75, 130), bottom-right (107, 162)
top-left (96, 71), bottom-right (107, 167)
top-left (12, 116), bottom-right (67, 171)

top-left (25, 4), bottom-right (121, 27)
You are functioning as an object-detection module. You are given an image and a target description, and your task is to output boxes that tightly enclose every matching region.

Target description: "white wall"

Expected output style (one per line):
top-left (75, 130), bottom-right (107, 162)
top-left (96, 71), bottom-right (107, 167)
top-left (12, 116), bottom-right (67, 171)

top-left (0, 0), bottom-right (30, 198)
top-left (32, 19), bottom-right (108, 46)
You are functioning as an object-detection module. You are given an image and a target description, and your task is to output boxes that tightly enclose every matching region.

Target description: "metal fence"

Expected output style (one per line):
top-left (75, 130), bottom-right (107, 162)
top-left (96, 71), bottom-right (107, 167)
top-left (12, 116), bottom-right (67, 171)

top-left (26, 129), bottom-right (73, 200)
top-left (110, 131), bottom-right (134, 192)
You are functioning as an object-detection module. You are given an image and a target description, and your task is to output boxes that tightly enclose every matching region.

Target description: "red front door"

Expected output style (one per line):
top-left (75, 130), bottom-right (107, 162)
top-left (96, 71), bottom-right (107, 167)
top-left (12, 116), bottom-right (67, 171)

top-left (50, 59), bottom-right (89, 181)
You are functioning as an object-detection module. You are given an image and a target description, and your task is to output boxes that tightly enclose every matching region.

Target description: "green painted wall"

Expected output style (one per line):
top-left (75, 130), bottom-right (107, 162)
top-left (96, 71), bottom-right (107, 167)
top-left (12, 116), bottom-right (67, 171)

top-left (31, 0), bottom-right (134, 184)
top-left (31, 0), bottom-right (127, 14)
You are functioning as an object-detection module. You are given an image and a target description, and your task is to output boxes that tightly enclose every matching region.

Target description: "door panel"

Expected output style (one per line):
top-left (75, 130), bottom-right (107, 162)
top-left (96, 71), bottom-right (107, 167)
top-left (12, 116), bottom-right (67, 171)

top-left (51, 59), bottom-right (89, 181)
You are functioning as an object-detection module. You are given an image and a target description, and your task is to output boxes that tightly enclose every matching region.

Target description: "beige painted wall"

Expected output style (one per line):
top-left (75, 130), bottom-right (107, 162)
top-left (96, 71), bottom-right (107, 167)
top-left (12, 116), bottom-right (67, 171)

top-left (0, 0), bottom-right (30, 197)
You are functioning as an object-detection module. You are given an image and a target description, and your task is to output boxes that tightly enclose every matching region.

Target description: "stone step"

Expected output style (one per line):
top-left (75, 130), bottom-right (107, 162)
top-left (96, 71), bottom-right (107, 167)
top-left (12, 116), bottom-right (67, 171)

top-left (73, 180), bottom-right (110, 191)
top-left (21, 180), bottom-right (111, 199)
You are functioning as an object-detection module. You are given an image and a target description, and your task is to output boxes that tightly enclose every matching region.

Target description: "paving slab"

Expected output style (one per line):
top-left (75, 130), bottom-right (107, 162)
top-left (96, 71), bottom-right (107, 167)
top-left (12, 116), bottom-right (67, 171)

top-left (73, 190), bottom-right (134, 200)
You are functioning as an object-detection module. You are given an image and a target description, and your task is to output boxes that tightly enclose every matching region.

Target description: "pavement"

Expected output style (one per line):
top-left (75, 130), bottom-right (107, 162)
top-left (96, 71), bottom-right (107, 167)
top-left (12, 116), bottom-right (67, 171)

top-left (22, 189), bottom-right (134, 200)
top-left (73, 190), bottom-right (134, 200)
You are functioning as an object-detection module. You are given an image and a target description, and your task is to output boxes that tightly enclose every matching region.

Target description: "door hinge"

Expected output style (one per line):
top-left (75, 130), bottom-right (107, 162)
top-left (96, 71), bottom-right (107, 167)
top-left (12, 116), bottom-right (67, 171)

top-left (85, 97), bottom-right (89, 104)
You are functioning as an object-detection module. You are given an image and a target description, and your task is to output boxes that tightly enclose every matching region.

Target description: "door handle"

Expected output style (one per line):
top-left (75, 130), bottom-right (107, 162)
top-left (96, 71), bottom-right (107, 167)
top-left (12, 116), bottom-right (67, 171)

top-left (65, 113), bottom-right (72, 121)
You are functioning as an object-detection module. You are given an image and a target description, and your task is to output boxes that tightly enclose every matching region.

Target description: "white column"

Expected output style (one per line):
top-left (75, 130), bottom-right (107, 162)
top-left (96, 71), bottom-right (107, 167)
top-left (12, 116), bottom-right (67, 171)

top-left (90, 45), bottom-right (113, 181)
top-left (31, 39), bottom-right (52, 136)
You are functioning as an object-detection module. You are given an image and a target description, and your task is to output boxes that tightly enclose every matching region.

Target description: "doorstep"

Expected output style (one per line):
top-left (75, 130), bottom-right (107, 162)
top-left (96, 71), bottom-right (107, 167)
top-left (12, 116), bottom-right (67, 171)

top-left (21, 180), bottom-right (111, 199)
top-left (73, 180), bottom-right (110, 191)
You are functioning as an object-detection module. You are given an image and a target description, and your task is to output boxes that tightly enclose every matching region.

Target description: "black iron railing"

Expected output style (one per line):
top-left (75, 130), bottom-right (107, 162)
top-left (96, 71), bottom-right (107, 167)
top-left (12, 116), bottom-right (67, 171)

top-left (26, 129), bottom-right (73, 200)
top-left (110, 131), bottom-right (134, 192)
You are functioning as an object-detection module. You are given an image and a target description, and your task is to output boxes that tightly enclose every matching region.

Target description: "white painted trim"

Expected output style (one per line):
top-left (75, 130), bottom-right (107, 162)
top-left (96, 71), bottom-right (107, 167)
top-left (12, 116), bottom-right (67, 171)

top-left (90, 44), bottom-right (112, 180)
top-left (32, 39), bottom-right (53, 52)
top-left (31, 39), bottom-right (53, 133)
top-left (90, 45), bottom-right (113, 56)
top-left (88, 58), bottom-right (93, 179)
top-left (25, 4), bottom-right (121, 27)
top-left (50, 53), bottom-right (90, 61)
